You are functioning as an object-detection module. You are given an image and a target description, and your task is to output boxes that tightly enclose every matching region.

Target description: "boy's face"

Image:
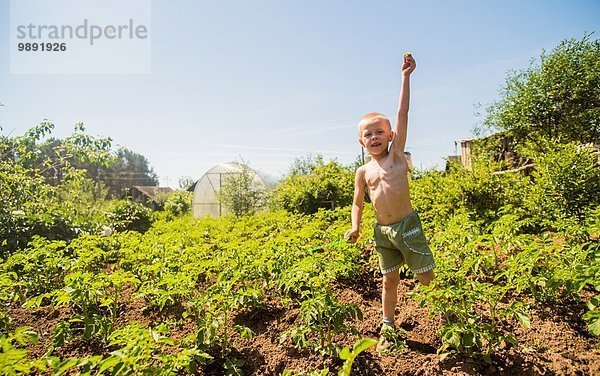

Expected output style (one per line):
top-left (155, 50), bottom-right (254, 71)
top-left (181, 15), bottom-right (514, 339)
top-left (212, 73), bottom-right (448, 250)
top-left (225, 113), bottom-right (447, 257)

top-left (358, 119), bottom-right (393, 156)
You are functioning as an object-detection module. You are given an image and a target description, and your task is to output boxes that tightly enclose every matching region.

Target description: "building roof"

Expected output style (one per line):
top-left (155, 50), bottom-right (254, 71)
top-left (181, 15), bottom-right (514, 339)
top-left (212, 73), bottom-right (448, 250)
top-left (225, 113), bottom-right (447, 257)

top-left (132, 186), bottom-right (174, 201)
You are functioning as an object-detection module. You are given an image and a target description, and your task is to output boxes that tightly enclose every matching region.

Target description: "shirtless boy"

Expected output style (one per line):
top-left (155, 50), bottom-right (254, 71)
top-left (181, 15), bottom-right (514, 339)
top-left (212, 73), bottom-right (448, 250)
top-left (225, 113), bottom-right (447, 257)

top-left (345, 53), bottom-right (436, 339)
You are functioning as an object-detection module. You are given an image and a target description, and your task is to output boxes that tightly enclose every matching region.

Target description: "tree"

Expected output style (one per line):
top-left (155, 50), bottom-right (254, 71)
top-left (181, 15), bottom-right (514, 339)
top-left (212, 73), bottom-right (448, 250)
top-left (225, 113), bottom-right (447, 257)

top-left (481, 34), bottom-right (600, 151)
top-left (218, 162), bottom-right (266, 217)
top-left (0, 121), bottom-right (164, 254)
top-left (99, 147), bottom-right (159, 198)
top-left (5, 125), bottom-right (159, 199)
top-left (178, 176), bottom-right (195, 191)
top-left (288, 154), bottom-right (325, 176)
top-left (0, 121), bottom-right (112, 255)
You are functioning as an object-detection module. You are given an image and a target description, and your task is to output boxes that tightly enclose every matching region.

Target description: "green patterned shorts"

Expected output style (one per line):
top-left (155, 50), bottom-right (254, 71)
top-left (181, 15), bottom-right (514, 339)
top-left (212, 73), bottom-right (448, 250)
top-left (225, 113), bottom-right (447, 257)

top-left (373, 211), bottom-right (436, 275)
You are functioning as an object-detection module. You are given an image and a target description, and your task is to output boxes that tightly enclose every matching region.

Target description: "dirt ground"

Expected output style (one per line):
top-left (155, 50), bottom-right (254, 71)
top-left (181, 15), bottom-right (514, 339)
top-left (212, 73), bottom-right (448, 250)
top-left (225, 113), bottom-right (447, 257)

top-left (224, 272), bottom-right (600, 376)
top-left (9, 268), bottom-right (600, 376)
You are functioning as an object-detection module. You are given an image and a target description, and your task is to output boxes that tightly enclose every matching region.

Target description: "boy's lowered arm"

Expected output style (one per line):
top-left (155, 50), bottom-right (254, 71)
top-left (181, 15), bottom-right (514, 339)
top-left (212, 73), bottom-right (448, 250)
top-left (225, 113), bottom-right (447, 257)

top-left (345, 167), bottom-right (366, 243)
top-left (392, 54), bottom-right (416, 154)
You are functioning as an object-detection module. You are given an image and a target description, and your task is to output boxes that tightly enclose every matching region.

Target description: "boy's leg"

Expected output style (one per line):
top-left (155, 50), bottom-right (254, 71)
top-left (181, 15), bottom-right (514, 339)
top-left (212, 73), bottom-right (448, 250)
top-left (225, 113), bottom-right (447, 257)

top-left (416, 269), bottom-right (435, 286)
top-left (382, 268), bottom-right (400, 321)
top-left (378, 268), bottom-right (400, 351)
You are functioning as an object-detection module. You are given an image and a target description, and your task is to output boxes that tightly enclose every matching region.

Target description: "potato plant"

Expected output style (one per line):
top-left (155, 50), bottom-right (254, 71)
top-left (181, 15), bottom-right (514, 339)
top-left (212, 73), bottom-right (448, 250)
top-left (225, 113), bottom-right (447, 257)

top-left (1, 142), bottom-right (598, 372)
top-left (281, 290), bottom-right (362, 355)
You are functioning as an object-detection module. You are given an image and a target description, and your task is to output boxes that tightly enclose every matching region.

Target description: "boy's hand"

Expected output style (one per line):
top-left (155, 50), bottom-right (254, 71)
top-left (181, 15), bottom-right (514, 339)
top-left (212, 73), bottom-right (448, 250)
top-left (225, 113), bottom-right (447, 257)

top-left (345, 228), bottom-right (359, 243)
top-left (402, 53), bottom-right (416, 77)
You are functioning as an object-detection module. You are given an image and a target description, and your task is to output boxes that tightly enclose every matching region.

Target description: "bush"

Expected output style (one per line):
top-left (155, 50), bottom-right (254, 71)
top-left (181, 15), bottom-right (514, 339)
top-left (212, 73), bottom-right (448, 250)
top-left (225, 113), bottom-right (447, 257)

top-left (273, 158), bottom-right (354, 215)
top-left (106, 201), bottom-right (153, 233)
top-left (2, 213), bottom-right (77, 256)
top-left (411, 159), bottom-right (526, 231)
top-left (162, 191), bottom-right (193, 219)
top-left (521, 141), bottom-right (600, 229)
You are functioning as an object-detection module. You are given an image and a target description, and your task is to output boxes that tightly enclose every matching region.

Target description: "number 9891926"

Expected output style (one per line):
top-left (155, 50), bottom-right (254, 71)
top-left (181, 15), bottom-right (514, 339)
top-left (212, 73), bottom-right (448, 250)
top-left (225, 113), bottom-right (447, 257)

top-left (17, 42), bottom-right (67, 52)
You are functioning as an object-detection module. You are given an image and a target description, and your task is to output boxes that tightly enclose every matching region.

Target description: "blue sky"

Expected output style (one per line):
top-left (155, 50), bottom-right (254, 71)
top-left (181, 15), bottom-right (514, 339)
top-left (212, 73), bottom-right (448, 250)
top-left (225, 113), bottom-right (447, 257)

top-left (1, 0), bottom-right (598, 187)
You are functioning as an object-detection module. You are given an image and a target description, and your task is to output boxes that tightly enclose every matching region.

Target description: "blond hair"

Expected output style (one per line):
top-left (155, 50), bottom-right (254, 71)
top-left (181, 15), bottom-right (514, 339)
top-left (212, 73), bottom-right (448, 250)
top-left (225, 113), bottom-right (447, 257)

top-left (358, 112), bottom-right (391, 135)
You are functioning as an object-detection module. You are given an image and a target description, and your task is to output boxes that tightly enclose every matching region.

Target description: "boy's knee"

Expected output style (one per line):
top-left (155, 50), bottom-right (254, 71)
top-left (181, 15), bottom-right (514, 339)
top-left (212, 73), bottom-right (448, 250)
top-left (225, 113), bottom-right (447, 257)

top-left (416, 269), bottom-right (435, 286)
top-left (382, 272), bottom-right (400, 290)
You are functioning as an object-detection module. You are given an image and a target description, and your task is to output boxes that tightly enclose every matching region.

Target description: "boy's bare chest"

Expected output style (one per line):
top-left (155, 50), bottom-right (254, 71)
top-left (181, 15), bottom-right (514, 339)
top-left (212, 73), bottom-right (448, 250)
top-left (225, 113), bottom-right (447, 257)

top-left (364, 158), bottom-right (408, 189)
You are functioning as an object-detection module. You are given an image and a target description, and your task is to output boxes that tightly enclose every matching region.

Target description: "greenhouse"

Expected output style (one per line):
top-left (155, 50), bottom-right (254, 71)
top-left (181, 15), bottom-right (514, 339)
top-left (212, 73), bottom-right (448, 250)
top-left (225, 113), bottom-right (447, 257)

top-left (192, 162), bottom-right (277, 217)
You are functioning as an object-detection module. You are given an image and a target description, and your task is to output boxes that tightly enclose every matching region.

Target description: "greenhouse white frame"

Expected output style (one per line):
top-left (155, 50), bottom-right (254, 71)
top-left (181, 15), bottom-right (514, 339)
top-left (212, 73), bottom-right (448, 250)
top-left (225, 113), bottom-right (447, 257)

top-left (192, 162), bottom-right (277, 217)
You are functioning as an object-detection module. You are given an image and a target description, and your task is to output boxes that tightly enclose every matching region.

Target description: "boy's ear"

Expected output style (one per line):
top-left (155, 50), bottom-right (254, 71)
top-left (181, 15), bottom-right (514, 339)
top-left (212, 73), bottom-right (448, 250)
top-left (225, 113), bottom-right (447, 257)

top-left (358, 138), bottom-right (365, 147)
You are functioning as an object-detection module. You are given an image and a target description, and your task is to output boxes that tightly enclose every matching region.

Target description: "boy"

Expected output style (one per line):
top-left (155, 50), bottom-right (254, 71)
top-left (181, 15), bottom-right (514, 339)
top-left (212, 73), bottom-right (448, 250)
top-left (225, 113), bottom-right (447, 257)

top-left (345, 54), bottom-right (436, 344)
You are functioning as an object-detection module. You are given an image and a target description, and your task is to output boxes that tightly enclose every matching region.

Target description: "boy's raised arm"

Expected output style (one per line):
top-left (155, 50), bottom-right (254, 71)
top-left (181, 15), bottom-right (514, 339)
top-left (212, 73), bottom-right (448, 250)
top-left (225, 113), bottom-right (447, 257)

top-left (392, 53), bottom-right (416, 154)
top-left (345, 166), bottom-right (366, 243)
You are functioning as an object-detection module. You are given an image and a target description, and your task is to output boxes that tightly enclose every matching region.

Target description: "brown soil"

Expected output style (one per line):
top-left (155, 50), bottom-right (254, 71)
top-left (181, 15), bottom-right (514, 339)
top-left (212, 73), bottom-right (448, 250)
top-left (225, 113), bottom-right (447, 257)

top-left (8, 268), bottom-right (600, 376)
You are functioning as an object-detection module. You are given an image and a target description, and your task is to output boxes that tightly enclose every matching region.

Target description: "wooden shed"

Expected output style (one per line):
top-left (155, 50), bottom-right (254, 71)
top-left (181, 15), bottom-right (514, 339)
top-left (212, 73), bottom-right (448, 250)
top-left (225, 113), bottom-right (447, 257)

top-left (132, 186), bottom-right (173, 209)
top-left (451, 133), bottom-right (516, 170)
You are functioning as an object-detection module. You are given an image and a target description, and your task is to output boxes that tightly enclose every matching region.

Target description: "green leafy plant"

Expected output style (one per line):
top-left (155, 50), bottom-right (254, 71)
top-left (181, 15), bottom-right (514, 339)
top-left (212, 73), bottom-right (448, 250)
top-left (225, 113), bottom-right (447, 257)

top-left (97, 323), bottom-right (211, 375)
top-left (4, 236), bottom-right (70, 303)
top-left (190, 278), bottom-right (262, 357)
top-left (338, 337), bottom-right (377, 376)
top-left (48, 269), bottom-right (139, 345)
top-left (0, 327), bottom-right (47, 374)
top-left (377, 326), bottom-right (409, 355)
top-left (583, 295), bottom-right (600, 336)
top-left (223, 357), bottom-right (245, 376)
top-left (281, 291), bottom-right (362, 355)
top-left (282, 368), bottom-right (330, 376)
top-left (106, 200), bottom-right (154, 233)
top-left (139, 272), bottom-right (195, 312)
